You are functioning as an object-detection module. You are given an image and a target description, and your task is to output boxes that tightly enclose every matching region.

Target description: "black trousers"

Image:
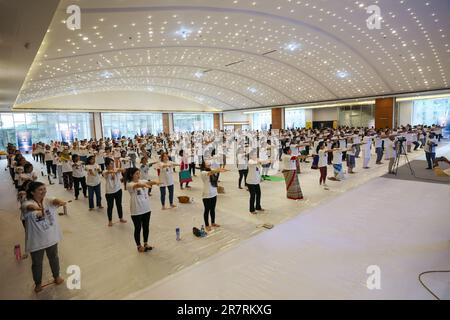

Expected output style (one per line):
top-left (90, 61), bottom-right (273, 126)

top-left (189, 162), bottom-right (196, 176)
top-left (202, 196), bottom-right (217, 226)
top-left (238, 169), bottom-right (248, 188)
top-left (131, 212), bottom-right (151, 246)
top-left (73, 176), bottom-right (87, 198)
top-left (45, 160), bottom-right (53, 175)
top-left (105, 189), bottom-right (123, 221)
top-left (248, 184), bottom-right (262, 212)
top-left (38, 153), bottom-right (45, 164)
top-left (30, 244), bottom-right (60, 286)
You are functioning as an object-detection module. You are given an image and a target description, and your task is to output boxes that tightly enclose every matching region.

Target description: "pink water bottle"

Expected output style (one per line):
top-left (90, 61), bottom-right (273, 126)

top-left (14, 244), bottom-right (21, 261)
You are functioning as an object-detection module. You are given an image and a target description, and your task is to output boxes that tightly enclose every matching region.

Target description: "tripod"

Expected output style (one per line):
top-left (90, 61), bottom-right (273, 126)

top-left (393, 140), bottom-right (415, 176)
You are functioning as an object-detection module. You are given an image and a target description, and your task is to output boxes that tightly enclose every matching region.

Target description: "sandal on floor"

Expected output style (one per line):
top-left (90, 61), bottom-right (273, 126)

top-left (144, 245), bottom-right (153, 252)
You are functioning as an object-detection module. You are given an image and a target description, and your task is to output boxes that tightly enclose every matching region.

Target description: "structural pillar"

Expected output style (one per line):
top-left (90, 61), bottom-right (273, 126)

top-left (91, 112), bottom-right (103, 140)
top-left (375, 98), bottom-right (395, 129)
top-left (213, 113), bottom-right (222, 130)
top-left (162, 113), bottom-right (171, 134)
top-left (271, 107), bottom-right (284, 130)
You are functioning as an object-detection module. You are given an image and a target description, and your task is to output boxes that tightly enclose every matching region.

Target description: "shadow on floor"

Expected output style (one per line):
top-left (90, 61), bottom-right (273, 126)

top-left (382, 159), bottom-right (450, 185)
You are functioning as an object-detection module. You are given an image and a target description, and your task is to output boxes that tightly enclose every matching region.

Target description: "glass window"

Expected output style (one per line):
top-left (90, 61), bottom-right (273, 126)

top-left (251, 111), bottom-right (271, 131)
top-left (0, 112), bottom-right (91, 150)
top-left (101, 113), bottom-right (163, 138)
top-left (173, 113), bottom-right (213, 132)
top-left (412, 98), bottom-right (450, 127)
top-left (338, 105), bottom-right (374, 128)
top-left (285, 109), bottom-right (306, 129)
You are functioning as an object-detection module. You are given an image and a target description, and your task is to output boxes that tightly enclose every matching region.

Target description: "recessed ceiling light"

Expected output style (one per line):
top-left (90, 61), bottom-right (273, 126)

top-left (175, 28), bottom-right (193, 39)
top-left (194, 71), bottom-right (204, 78)
top-left (337, 70), bottom-right (350, 78)
top-left (284, 42), bottom-right (301, 51)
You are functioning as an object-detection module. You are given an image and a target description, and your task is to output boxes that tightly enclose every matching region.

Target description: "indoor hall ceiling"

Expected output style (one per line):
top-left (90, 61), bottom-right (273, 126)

top-left (13, 0), bottom-right (450, 112)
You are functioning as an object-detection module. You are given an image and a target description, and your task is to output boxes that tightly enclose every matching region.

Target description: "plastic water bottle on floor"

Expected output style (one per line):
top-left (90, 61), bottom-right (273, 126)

top-left (176, 227), bottom-right (180, 241)
top-left (14, 245), bottom-right (21, 261)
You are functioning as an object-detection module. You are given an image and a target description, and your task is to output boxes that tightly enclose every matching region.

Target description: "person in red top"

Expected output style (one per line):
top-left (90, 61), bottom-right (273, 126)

top-left (178, 150), bottom-right (192, 189)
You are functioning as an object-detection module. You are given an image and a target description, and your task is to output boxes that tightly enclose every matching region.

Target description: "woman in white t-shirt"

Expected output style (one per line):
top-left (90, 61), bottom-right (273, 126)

top-left (85, 156), bottom-right (103, 210)
top-left (247, 151), bottom-right (271, 214)
top-left (21, 181), bottom-right (66, 293)
top-left (44, 145), bottom-right (54, 177)
top-left (330, 141), bottom-right (346, 181)
top-left (72, 154), bottom-right (87, 200)
top-left (95, 147), bottom-right (105, 171)
top-left (317, 142), bottom-right (330, 190)
top-left (113, 144), bottom-right (121, 169)
top-left (126, 167), bottom-right (160, 252)
top-left (60, 150), bottom-right (73, 190)
top-left (102, 157), bottom-right (126, 226)
top-left (156, 152), bottom-right (179, 210)
top-left (200, 159), bottom-right (228, 232)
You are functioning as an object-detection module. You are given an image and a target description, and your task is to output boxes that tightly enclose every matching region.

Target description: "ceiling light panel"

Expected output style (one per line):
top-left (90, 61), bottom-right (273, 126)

top-left (17, 0), bottom-right (450, 111)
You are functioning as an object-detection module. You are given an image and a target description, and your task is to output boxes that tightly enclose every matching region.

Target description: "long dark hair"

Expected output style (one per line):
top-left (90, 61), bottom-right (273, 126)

top-left (26, 181), bottom-right (45, 200)
top-left (200, 158), bottom-right (218, 187)
top-left (316, 141), bottom-right (325, 154)
top-left (104, 157), bottom-right (114, 168)
top-left (125, 167), bottom-right (140, 182)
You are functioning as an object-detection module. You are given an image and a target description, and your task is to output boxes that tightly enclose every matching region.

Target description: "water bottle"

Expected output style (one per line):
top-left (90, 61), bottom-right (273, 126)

top-left (176, 227), bottom-right (180, 241)
top-left (14, 244), bottom-right (21, 261)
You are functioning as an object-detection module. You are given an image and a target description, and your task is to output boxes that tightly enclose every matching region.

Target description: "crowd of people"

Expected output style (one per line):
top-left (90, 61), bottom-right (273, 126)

top-left (4, 123), bottom-right (445, 293)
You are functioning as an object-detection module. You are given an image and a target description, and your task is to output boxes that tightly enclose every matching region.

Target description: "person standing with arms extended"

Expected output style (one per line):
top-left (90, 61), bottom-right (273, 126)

top-left (126, 168), bottom-right (160, 252)
top-left (21, 182), bottom-right (66, 293)
top-left (103, 157), bottom-right (126, 227)
top-left (247, 150), bottom-right (270, 214)
top-left (200, 159), bottom-right (228, 232)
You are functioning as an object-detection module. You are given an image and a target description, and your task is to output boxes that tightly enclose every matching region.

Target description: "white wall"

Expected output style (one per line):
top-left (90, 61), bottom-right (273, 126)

top-left (312, 107), bottom-right (338, 121)
top-left (398, 101), bottom-right (413, 126)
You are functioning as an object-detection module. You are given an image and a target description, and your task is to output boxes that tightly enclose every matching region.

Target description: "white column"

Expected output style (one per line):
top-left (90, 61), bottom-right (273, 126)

top-left (91, 112), bottom-right (103, 140)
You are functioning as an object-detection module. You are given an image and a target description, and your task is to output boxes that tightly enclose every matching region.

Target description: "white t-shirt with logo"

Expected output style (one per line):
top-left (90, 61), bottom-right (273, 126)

top-left (247, 159), bottom-right (261, 185)
top-left (318, 150), bottom-right (328, 168)
top-left (332, 150), bottom-right (343, 165)
top-left (103, 170), bottom-right (122, 194)
top-left (61, 160), bottom-right (73, 173)
top-left (201, 171), bottom-right (218, 199)
top-left (85, 164), bottom-right (101, 186)
top-left (72, 161), bottom-right (86, 178)
top-left (127, 180), bottom-right (151, 215)
top-left (156, 162), bottom-right (175, 187)
top-left (22, 198), bottom-right (62, 253)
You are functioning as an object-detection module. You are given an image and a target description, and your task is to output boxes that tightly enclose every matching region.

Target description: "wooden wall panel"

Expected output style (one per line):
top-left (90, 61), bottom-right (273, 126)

top-left (375, 98), bottom-right (394, 129)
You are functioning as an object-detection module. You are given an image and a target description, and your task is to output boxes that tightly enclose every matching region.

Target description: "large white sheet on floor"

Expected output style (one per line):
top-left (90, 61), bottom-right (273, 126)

top-left (128, 178), bottom-right (450, 300)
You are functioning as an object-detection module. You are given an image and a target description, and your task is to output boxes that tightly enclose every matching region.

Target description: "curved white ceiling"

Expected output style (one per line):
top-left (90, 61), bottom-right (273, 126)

top-left (14, 0), bottom-right (450, 111)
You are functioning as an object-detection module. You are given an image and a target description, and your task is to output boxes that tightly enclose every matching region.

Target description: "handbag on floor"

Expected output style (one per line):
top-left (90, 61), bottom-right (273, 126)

top-left (178, 196), bottom-right (191, 203)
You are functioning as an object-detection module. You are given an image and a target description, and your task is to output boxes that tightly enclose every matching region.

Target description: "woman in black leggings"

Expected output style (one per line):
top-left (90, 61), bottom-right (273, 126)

top-left (200, 159), bottom-right (228, 232)
top-left (126, 167), bottom-right (160, 252)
